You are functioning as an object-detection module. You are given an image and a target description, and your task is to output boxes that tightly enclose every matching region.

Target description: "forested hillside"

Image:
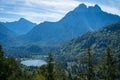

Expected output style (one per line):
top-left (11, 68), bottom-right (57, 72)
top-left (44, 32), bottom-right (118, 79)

top-left (56, 22), bottom-right (120, 62)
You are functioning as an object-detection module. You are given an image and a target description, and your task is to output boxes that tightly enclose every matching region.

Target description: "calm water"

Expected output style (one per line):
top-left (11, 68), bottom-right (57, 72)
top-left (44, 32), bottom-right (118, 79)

top-left (21, 59), bottom-right (47, 66)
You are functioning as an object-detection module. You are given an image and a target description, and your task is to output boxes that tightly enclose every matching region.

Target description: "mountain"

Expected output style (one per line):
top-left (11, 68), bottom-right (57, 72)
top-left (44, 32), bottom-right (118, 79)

top-left (21, 4), bottom-right (120, 46)
top-left (56, 22), bottom-right (120, 62)
top-left (1, 4), bottom-right (120, 58)
top-left (0, 23), bottom-right (16, 46)
top-left (1, 18), bottom-right (36, 35)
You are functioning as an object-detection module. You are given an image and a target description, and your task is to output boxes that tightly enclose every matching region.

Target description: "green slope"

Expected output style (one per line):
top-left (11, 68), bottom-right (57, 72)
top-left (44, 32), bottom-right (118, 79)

top-left (56, 22), bottom-right (120, 62)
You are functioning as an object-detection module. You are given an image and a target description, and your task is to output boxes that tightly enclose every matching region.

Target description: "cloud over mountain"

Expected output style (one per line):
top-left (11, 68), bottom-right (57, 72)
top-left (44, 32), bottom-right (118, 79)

top-left (0, 0), bottom-right (120, 23)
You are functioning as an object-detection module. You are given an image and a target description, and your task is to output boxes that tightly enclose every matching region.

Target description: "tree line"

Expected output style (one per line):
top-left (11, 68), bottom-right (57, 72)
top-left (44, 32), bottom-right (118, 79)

top-left (0, 44), bottom-right (119, 80)
top-left (0, 45), bottom-right (67, 80)
top-left (69, 46), bottom-right (119, 80)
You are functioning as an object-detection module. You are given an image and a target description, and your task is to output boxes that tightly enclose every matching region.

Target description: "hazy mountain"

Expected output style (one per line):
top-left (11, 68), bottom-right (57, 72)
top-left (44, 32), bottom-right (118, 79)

top-left (1, 18), bottom-right (36, 35)
top-left (21, 4), bottom-right (120, 46)
top-left (0, 23), bottom-right (16, 46)
top-left (1, 4), bottom-right (120, 58)
top-left (56, 22), bottom-right (120, 62)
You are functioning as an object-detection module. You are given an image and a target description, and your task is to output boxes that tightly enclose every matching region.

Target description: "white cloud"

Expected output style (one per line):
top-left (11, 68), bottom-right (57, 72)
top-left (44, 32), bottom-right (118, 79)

top-left (0, 0), bottom-right (120, 23)
top-left (0, 17), bottom-right (15, 22)
top-left (0, 10), bottom-right (64, 24)
top-left (0, 0), bottom-right (81, 23)
top-left (100, 5), bottom-right (120, 16)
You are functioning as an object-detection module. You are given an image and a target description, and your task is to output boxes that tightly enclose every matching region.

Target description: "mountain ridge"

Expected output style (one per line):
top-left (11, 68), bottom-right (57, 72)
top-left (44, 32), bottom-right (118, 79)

top-left (56, 22), bottom-right (120, 63)
top-left (20, 4), bottom-right (120, 46)
top-left (0, 23), bottom-right (17, 46)
top-left (1, 18), bottom-right (36, 35)
top-left (0, 4), bottom-right (120, 57)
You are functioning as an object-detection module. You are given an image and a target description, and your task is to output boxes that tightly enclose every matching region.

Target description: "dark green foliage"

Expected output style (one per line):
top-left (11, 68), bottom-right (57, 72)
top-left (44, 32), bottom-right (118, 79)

top-left (0, 45), bottom-right (3, 58)
top-left (0, 45), bottom-right (25, 80)
top-left (47, 53), bottom-right (54, 80)
top-left (0, 43), bottom-right (119, 80)
top-left (55, 22), bottom-right (120, 79)
top-left (87, 46), bottom-right (94, 80)
top-left (30, 53), bottom-right (68, 80)
top-left (54, 64), bottom-right (68, 80)
top-left (4, 45), bottom-right (58, 58)
top-left (98, 47), bottom-right (118, 80)
top-left (56, 45), bottom-right (119, 80)
top-left (0, 45), bottom-right (5, 79)
top-left (67, 47), bottom-right (96, 80)
top-left (0, 44), bottom-right (67, 80)
top-left (106, 47), bottom-right (117, 80)
top-left (56, 22), bottom-right (120, 62)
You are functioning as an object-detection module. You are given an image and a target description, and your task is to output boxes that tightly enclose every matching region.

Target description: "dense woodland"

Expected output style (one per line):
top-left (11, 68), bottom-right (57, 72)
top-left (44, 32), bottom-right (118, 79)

top-left (0, 44), bottom-right (120, 80)
top-left (0, 44), bottom-right (68, 80)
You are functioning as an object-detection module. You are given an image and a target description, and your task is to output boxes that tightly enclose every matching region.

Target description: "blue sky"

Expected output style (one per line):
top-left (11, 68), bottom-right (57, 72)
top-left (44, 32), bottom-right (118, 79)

top-left (0, 0), bottom-right (120, 24)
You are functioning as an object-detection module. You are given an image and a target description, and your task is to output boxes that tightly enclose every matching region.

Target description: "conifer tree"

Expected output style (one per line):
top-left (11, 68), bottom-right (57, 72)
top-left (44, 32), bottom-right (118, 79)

top-left (0, 45), bottom-right (3, 58)
top-left (0, 45), bottom-right (6, 80)
top-left (98, 47), bottom-right (118, 80)
top-left (47, 53), bottom-right (54, 80)
top-left (0, 45), bottom-right (25, 80)
top-left (106, 47), bottom-right (118, 80)
top-left (86, 46), bottom-right (94, 80)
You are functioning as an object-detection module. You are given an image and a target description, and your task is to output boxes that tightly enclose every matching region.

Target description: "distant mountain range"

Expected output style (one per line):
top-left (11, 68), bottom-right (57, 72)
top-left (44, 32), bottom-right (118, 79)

top-left (1, 18), bottom-right (36, 35)
top-left (0, 4), bottom-right (120, 57)
top-left (0, 23), bottom-right (16, 46)
top-left (56, 22), bottom-right (120, 63)
top-left (19, 4), bottom-right (120, 46)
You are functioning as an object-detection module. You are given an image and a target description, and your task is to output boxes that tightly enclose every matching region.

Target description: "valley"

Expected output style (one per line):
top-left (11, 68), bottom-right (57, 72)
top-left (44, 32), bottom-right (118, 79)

top-left (0, 4), bottom-right (120, 59)
top-left (0, 2), bottom-right (120, 80)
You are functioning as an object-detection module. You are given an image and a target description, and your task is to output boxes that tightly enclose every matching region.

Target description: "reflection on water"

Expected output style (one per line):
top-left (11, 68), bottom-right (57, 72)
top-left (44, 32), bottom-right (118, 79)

top-left (21, 59), bottom-right (47, 66)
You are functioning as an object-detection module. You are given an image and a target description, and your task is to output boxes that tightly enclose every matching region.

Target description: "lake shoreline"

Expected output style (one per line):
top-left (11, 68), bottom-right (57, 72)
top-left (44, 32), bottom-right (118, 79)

top-left (21, 59), bottom-right (47, 67)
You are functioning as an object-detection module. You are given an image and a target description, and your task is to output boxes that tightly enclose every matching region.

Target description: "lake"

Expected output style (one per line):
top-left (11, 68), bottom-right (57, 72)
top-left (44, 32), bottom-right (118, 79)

top-left (21, 59), bottom-right (47, 66)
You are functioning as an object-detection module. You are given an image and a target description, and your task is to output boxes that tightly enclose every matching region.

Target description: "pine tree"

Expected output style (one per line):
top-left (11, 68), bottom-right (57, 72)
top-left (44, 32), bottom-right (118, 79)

top-left (74, 46), bottom-right (95, 80)
top-left (0, 45), bottom-right (3, 58)
top-left (106, 47), bottom-right (118, 80)
top-left (86, 46), bottom-right (94, 80)
top-left (0, 45), bottom-right (25, 80)
top-left (98, 47), bottom-right (118, 80)
top-left (47, 53), bottom-right (54, 80)
top-left (0, 45), bottom-right (6, 80)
